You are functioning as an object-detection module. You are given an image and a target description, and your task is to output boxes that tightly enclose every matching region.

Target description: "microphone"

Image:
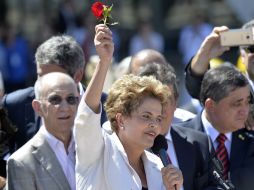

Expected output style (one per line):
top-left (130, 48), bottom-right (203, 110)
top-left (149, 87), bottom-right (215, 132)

top-left (211, 155), bottom-right (235, 190)
top-left (151, 135), bottom-right (177, 190)
top-left (213, 170), bottom-right (235, 190)
top-left (151, 134), bottom-right (171, 166)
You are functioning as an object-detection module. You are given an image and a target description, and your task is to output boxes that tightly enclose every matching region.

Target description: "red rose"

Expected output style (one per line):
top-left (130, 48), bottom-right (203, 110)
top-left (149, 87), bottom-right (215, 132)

top-left (91, 2), bottom-right (118, 26)
top-left (91, 2), bottom-right (104, 19)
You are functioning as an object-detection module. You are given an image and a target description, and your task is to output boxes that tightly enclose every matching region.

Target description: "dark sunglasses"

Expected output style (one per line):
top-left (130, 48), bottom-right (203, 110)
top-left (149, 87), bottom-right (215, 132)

top-left (242, 46), bottom-right (254, 53)
top-left (47, 95), bottom-right (79, 105)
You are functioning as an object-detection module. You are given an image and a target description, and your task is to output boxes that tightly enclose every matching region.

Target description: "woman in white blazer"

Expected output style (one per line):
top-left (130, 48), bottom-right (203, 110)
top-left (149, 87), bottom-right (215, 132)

top-left (74, 24), bottom-right (183, 190)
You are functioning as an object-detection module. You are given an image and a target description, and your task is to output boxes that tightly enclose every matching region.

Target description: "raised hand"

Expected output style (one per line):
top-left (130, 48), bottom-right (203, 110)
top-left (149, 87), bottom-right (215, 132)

top-left (84, 24), bottom-right (114, 113)
top-left (94, 24), bottom-right (114, 65)
top-left (191, 26), bottom-right (230, 75)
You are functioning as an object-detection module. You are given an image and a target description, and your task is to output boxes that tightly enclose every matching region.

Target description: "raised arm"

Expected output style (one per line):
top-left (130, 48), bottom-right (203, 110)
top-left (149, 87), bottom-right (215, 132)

top-left (190, 26), bottom-right (229, 75)
top-left (185, 26), bottom-right (230, 99)
top-left (75, 24), bottom-right (114, 170)
top-left (84, 24), bottom-right (114, 112)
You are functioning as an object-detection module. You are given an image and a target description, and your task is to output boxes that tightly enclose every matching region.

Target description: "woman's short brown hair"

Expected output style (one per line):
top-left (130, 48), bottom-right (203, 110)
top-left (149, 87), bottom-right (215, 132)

top-left (105, 74), bottom-right (172, 132)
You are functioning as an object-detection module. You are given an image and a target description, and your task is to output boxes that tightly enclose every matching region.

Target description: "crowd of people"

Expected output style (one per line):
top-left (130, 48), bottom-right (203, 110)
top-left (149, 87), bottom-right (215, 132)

top-left (0, 12), bottom-right (254, 190)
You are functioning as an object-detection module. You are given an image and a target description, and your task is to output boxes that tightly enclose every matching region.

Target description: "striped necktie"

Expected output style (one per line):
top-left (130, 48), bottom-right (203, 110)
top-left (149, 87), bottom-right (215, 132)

top-left (166, 152), bottom-right (172, 164)
top-left (216, 133), bottom-right (229, 179)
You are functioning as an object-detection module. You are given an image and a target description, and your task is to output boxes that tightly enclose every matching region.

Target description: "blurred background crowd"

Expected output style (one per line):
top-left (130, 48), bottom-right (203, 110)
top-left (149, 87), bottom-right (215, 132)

top-left (0, 0), bottom-right (253, 113)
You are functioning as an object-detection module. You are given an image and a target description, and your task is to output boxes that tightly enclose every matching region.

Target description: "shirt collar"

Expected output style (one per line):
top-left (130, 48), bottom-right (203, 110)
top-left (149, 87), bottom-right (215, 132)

top-left (201, 110), bottom-right (232, 143)
top-left (78, 82), bottom-right (85, 96)
top-left (40, 125), bottom-right (75, 154)
top-left (165, 128), bottom-right (172, 142)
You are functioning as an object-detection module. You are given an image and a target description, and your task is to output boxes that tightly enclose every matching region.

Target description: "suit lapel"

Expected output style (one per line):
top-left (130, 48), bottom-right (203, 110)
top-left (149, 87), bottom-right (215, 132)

top-left (230, 130), bottom-right (248, 171)
top-left (31, 131), bottom-right (71, 190)
top-left (171, 126), bottom-right (195, 190)
top-left (142, 152), bottom-right (164, 190)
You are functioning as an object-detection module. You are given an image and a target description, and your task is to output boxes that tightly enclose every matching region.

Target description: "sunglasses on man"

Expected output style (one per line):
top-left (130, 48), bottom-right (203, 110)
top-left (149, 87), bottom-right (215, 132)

top-left (45, 95), bottom-right (79, 106)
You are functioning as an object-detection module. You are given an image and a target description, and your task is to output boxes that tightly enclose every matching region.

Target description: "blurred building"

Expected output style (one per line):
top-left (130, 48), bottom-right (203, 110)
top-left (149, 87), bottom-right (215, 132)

top-left (1, 0), bottom-right (253, 109)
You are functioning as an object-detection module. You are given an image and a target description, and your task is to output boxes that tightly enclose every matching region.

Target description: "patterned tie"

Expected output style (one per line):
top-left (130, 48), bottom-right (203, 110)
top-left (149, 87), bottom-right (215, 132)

top-left (166, 153), bottom-right (172, 164)
top-left (216, 133), bottom-right (230, 180)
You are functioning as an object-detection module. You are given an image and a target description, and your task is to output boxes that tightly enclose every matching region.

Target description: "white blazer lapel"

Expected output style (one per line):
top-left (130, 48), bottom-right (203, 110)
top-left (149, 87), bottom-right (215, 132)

top-left (142, 151), bottom-right (165, 190)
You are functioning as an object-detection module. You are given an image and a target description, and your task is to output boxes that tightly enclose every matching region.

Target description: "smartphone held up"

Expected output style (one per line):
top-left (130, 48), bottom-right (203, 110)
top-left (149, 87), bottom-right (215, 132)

top-left (220, 27), bottom-right (254, 47)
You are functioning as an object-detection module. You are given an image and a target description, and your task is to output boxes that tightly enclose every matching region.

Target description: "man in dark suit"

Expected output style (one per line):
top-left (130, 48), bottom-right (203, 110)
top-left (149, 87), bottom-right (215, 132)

top-left (181, 65), bottom-right (254, 190)
top-left (139, 63), bottom-right (219, 190)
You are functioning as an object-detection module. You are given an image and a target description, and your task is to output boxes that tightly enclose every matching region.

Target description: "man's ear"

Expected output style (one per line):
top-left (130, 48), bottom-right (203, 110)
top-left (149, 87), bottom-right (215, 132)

top-left (73, 69), bottom-right (84, 83)
top-left (32, 100), bottom-right (43, 117)
top-left (204, 98), bottom-right (215, 112)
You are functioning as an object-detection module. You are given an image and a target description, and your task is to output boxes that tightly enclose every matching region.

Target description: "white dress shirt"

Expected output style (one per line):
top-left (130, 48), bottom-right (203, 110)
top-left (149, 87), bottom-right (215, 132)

top-left (165, 130), bottom-right (184, 190)
top-left (201, 110), bottom-right (232, 157)
top-left (41, 126), bottom-right (76, 190)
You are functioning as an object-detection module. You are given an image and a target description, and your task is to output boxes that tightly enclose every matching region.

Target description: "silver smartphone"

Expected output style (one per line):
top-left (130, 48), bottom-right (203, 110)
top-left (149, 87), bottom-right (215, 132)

top-left (220, 28), bottom-right (254, 46)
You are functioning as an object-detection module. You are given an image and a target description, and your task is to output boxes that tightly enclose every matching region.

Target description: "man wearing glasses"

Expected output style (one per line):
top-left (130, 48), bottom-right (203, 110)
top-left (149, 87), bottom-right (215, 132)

top-left (0, 35), bottom-right (108, 185)
top-left (6, 72), bottom-right (79, 190)
top-left (1, 35), bottom-right (108, 157)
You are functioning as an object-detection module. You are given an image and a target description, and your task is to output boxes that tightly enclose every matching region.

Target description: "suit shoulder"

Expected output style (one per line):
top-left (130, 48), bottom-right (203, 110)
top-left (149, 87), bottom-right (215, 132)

top-left (173, 125), bottom-right (209, 143)
top-left (176, 114), bottom-right (201, 131)
top-left (8, 139), bottom-right (34, 163)
top-left (2, 87), bottom-right (34, 106)
top-left (233, 128), bottom-right (254, 142)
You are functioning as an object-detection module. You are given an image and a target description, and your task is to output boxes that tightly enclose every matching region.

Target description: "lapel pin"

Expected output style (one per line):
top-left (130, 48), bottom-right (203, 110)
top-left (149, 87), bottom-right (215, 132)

top-left (238, 134), bottom-right (245, 141)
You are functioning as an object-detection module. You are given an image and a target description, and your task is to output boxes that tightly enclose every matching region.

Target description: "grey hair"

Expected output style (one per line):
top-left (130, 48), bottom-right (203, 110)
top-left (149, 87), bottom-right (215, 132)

top-left (200, 65), bottom-right (249, 106)
top-left (35, 35), bottom-right (85, 77)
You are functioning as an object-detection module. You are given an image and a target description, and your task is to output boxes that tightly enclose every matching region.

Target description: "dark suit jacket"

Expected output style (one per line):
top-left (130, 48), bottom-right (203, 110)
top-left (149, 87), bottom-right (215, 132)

top-left (171, 125), bottom-right (219, 190)
top-left (1, 86), bottom-right (108, 154)
top-left (180, 113), bottom-right (254, 190)
top-left (185, 61), bottom-right (204, 100)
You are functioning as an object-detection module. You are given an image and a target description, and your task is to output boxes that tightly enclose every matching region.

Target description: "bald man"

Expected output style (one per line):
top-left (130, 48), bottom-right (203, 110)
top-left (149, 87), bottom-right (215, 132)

top-left (6, 72), bottom-right (79, 190)
top-left (128, 49), bottom-right (168, 75)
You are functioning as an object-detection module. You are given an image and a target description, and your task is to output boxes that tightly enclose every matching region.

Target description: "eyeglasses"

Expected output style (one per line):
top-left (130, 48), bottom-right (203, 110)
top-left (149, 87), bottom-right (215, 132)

top-left (45, 95), bottom-right (79, 106)
top-left (242, 46), bottom-right (254, 54)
